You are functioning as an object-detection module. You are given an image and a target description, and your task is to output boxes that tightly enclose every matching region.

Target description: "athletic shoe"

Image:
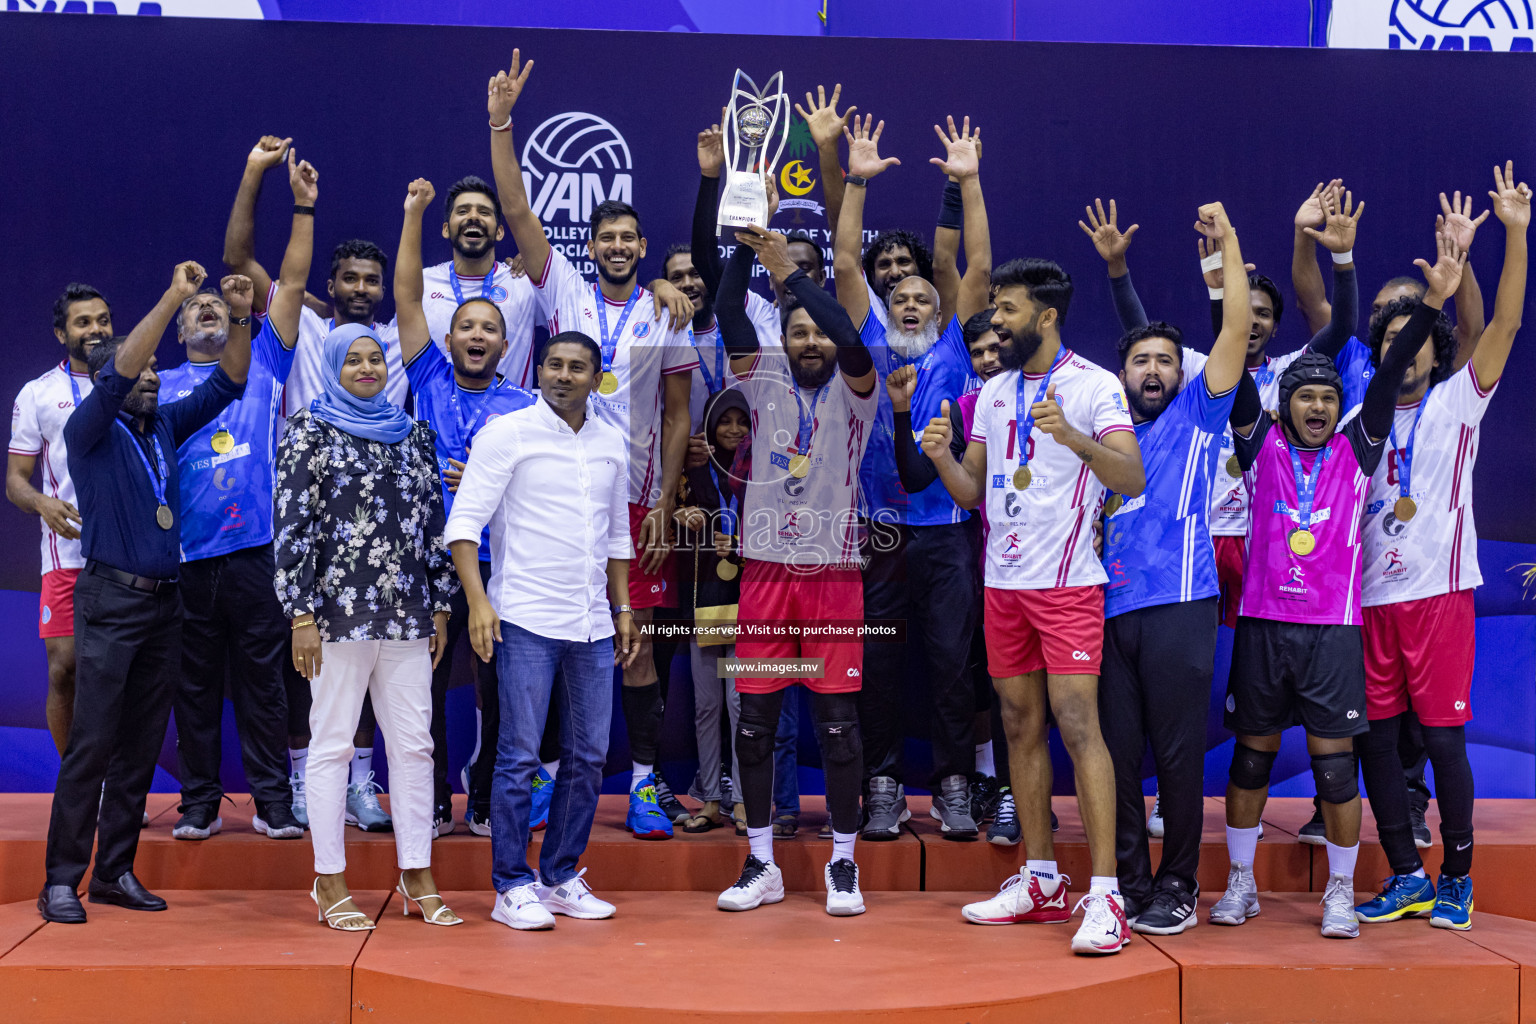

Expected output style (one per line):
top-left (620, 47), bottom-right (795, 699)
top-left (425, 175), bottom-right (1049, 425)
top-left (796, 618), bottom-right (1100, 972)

top-left (1429, 873), bottom-right (1473, 931)
top-left (1071, 891), bottom-right (1130, 954)
top-left (252, 803), bottom-right (304, 839)
top-left (530, 767), bottom-right (554, 831)
top-left (172, 804), bottom-right (222, 841)
top-left (1132, 880), bottom-right (1199, 935)
top-left (1298, 799), bottom-right (1326, 845)
top-left (345, 772), bottom-right (393, 832)
top-left (492, 883), bottom-right (556, 931)
top-left (535, 868), bottom-right (615, 920)
top-left (861, 776), bottom-right (909, 840)
top-left (141, 811), bottom-right (149, 828)
top-left (1410, 787), bottom-right (1433, 849)
top-left (1208, 862), bottom-right (1260, 925)
top-left (432, 804), bottom-right (456, 839)
top-left (929, 774), bottom-right (979, 840)
top-left (1320, 874), bottom-right (1360, 938)
top-left (817, 819), bottom-right (834, 840)
top-left (290, 771), bottom-right (309, 828)
top-left (654, 775), bottom-right (689, 825)
top-left (969, 773), bottom-right (1002, 824)
top-left (717, 855), bottom-right (785, 912)
top-left (1354, 873), bottom-right (1435, 923)
top-left (825, 858), bottom-right (866, 916)
top-left (1147, 793), bottom-right (1165, 838)
top-left (961, 868), bottom-right (1071, 925)
top-left (464, 808), bottom-right (493, 837)
top-left (987, 787), bottom-right (1020, 846)
top-left (626, 774), bottom-right (674, 840)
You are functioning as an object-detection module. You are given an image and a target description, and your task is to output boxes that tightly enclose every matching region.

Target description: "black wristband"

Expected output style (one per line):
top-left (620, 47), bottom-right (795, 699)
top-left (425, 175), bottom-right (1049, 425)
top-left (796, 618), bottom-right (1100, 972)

top-left (843, 173), bottom-right (868, 188)
top-left (229, 315), bottom-right (252, 327)
top-left (292, 204), bottom-right (315, 216)
top-left (937, 179), bottom-right (963, 230)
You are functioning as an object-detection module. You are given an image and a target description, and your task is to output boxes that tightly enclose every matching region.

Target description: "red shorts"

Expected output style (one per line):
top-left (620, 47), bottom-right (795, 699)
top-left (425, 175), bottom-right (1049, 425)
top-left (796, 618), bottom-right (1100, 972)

top-left (628, 502), bottom-right (677, 609)
top-left (984, 585), bottom-right (1104, 677)
top-left (39, 568), bottom-right (80, 639)
top-left (1214, 535), bottom-right (1246, 629)
top-left (1363, 590), bottom-right (1475, 725)
top-left (735, 559), bottom-right (863, 695)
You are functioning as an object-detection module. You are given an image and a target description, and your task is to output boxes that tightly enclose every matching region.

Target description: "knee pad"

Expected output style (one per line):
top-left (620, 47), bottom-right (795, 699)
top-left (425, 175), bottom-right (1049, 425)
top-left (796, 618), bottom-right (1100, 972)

top-left (815, 719), bottom-right (861, 768)
top-left (734, 718), bottom-right (776, 768)
top-left (1312, 751), bottom-right (1359, 805)
top-left (1228, 742), bottom-right (1277, 791)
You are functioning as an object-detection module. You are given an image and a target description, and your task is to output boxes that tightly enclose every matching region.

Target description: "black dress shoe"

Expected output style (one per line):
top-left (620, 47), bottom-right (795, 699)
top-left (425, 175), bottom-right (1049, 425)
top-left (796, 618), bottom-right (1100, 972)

top-left (87, 871), bottom-right (167, 911)
top-left (38, 885), bottom-right (86, 923)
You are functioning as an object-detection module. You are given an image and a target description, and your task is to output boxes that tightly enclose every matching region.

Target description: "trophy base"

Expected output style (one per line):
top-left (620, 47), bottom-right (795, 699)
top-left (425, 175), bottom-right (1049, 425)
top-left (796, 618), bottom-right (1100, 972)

top-left (717, 170), bottom-right (770, 232)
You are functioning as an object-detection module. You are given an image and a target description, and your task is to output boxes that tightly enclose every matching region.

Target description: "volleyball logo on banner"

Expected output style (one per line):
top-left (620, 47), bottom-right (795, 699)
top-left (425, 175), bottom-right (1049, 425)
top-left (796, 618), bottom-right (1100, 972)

top-left (522, 111), bottom-right (634, 235)
top-left (1328, 0), bottom-right (1535, 50)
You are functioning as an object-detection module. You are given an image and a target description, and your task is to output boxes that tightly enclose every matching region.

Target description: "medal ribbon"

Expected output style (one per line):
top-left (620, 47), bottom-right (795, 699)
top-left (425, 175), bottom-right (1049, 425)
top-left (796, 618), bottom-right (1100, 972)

top-left (708, 459), bottom-right (738, 537)
top-left (115, 418), bottom-right (169, 510)
top-left (693, 327), bottom-right (726, 394)
top-left (1389, 386), bottom-right (1432, 501)
top-left (1013, 365), bottom-right (1057, 475)
top-left (791, 381), bottom-right (830, 462)
top-left (449, 265), bottom-right (494, 306)
top-left (593, 284), bottom-right (640, 376)
top-left (67, 367), bottom-right (83, 408)
top-left (448, 380), bottom-right (497, 454)
top-left (1286, 441), bottom-right (1330, 533)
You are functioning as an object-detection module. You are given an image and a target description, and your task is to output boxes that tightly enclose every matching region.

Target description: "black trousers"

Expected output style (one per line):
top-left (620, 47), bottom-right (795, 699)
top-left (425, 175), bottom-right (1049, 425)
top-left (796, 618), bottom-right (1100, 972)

top-left (46, 567), bottom-right (182, 887)
top-left (430, 561), bottom-right (500, 812)
top-left (859, 518), bottom-right (980, 787)
top-left (1099, 597), bottom-right (1218, 904)
top-left (174, 544), bottom-right (291, 811)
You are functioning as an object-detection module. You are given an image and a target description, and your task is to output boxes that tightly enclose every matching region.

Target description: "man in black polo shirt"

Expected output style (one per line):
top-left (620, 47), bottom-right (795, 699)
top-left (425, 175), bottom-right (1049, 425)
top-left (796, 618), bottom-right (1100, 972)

top-left (38, 261), bottom-right (252, 923)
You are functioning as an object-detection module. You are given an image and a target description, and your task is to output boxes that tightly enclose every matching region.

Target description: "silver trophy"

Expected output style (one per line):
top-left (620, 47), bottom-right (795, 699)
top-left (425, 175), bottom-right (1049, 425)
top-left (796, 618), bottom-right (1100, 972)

top-left (717, 70), bottom-right (790, 231)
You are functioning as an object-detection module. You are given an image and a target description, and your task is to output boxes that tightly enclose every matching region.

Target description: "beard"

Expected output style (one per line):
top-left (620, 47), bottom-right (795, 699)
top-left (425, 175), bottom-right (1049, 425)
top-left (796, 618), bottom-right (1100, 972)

top-left (790, 354), bottom-right (837, 390)
top-left (121, 388), bottom-right (157, 417)
top-left (1126, 377), bottom-right (1179, 422)
top-left (451, 225), bottom-right (494, 260)
top-left (595, 256), bottom-right (637, 288)
top-left (66, 332), bottom-right (108, 365)
top-left (888, 319), bottom-right (940, 362)
top-left (183, 325), bottom-right (228, 356)
top-left (996, 325), bottom-right (1045, 372)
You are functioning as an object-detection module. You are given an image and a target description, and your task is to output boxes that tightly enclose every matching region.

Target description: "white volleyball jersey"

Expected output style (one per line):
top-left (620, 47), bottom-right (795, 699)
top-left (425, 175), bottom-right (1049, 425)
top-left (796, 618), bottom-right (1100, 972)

top-left (9, 360), bottom-right (94, 573)
top-left (421, 260), bottom-right (539, 389)
top-left (686, 290), bottom-right (779, 430)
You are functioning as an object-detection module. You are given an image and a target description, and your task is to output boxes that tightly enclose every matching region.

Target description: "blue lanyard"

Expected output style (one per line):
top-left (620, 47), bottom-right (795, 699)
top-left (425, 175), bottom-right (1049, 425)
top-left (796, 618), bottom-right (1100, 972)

top-left (68, 368), bottom-right (83, 408)
top-left (1389, 386), bottom-right (1432, 499)
top-left (593, 285), bottom-right (640, 374)
top-left (708, 459), bottom-right (738, 535)
top-left (448, 379), bottom-right (497, 452)
top-left (115, 418), bottom-right (168, 508)
top-left (449, 265), bottom-right (492, 307)
top-left (1286, 441), bottom-right (1331, 531)
top-left (694, 327), bottom-right (726, 394)
top-left (1013, 365), bottom-right (1057, 471)
top-left (792, 382), bottom-right (830, 459)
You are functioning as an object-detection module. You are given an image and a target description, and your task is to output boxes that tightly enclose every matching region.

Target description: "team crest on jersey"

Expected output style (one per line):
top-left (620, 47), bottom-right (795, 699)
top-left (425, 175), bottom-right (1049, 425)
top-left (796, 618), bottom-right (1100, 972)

top-left (486, 285), bottom-right (509, 303)
top-left (632, 322), bottom-right (650, 339)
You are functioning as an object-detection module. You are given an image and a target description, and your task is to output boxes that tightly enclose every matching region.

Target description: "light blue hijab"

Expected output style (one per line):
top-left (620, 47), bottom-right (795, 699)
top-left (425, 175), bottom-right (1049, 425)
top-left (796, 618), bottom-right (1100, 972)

top-left (308, 323), bottom-right (413, 444)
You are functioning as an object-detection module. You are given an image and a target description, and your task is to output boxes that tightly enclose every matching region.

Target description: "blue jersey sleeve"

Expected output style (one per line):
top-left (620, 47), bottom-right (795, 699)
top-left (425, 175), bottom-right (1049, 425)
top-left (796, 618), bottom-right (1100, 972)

top-left (1189, 371), bottom-right (1240, 433)
top-left (254, 317), bottom-right (297, 385)
top-left (405, 341), bottom-right (450, 396)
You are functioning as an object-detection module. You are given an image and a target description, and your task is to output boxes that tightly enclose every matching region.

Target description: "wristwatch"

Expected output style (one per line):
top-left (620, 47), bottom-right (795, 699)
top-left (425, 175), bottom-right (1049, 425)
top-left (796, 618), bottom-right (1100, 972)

top-left (614, 604), bottom-right (633, 616)
top-left (843, 173), bottom-right (868, 187)
top-left (229, 315), bottom-right (252, 327)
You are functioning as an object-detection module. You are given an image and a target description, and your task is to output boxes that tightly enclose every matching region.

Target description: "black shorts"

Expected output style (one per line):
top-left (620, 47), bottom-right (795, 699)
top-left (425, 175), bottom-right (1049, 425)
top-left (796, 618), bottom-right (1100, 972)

top-left (1225, 617), bottom-right (1367, 740)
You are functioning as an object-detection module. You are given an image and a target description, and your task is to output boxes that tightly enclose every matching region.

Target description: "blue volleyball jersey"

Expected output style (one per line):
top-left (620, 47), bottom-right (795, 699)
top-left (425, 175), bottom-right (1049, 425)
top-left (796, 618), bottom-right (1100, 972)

top-left (857, 313), bottom-right (977, 526)
top-left (407, 343), bottom-right (535, 560)
top-left (164, 318), bottom-right (296, 562)
top-left (1101, 372), bottom-right (1236, 618)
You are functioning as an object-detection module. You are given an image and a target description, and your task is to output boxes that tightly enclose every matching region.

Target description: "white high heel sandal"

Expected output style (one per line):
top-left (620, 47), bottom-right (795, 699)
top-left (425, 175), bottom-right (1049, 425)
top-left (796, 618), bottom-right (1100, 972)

top-left (311, 878), bottom-right (376, 931)
top-left (396, 873), bottom-right (463, 926)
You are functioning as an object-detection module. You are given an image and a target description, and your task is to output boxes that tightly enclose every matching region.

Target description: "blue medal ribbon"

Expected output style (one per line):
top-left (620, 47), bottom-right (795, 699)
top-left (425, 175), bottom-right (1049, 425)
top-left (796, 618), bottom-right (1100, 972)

top-left (1286, 441), bottom-right (1331, 533)
top-left (1013, 365), bottom-right (1057, 475)
top-left (593, 284), bottom-right (640, 376)
top-left (792, 381), bottom-right (830, 461)
top-left (1389, 386), bottom-right (1432, 501)
top-left (115, 418), bottom-right (169, 510)
top-left (447, 379), bottom-right (497, 454)
top-left (67, 366), bottom-right (83, 408)
top-left (708, 459), bottom-right (739, 537)
top-left (449, 265), bottom-right (493, 307)
top-left (694, 327), bottom-right (726, 394)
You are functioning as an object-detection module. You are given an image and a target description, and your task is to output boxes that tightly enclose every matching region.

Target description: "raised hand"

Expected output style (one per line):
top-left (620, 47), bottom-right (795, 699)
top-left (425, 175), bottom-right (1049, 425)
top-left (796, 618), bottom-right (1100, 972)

top-left (288, 149), bottom-right (318, 204)
top-left (794, 84), bottom-right (855, 149)
top-left (404, 176), bottom-right (436, 216)
top-left (1415, 230), bottom-right (1467, 305)
top-left (1301, 188), bottom-right (1364, 254)
top-left (248, 135), bottom-right (292, 171)
top-left (843, 115), bottom-right (900, 180)
top-left (919, 400), bottom-right (953, 460)
top-left (1489, 160), bottom-right (1533, 230)
top-left (171, 261), bottom-right (207, 301)
top-left (697, 120), bottom-right (725, 178)
top-left (1195, 201), bottom-right (1232, 239)
top-left (1294, 179), bottom-right (1343, 229)
top-left (1437, 189), bottom-right (1489, 252)
top-left (220, 274), bottom-right (255, 318)
top-left (885, 363), bottom-right (918, 411)
top-left (734, 225), bottom-right (797, 282)
top-left (1196, 235), bottom-right (1254, 289)
top-left (929, 115), bottom-right (980, 180)
top-left (1078, 198), bottom-right (1139, 268)
top-left (487, 48), bottom-right (533, 123)
top-left (765, 168), bottom-right (780, 221)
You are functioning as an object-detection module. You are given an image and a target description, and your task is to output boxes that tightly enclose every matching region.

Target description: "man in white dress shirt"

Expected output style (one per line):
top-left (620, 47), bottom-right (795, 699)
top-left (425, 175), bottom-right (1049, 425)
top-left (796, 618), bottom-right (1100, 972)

top-left (447, 330), bottom-right (639, 931)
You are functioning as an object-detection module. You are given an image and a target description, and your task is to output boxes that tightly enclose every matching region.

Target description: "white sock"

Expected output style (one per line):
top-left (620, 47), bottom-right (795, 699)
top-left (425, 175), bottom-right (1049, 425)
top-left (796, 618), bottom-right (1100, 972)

top-left (1026, 859), bottom-right (1060, 891)
top-left (1326, 840), bottom-right (1358, 881)
top-left (832, 830), bottom-right (857, 864)
top-left (1090, 875), bottom-right (1120, 896)
top-left (631, 762), bottom-right (653, 792)
top-left (748, 825), bottom-right (774, 865)
top-left (1226, 825), bottom-right (1260, 869)
top-left (289, 747), bottom-right (308, 779)
top-left (349, 748), bottom-right (373, 787)
top-left (974, 741), bottom-right (995, 778)
top-left (1410, 866), bottom-right (1427, 878)
top-left (541, 760), bottom-right (561, 779)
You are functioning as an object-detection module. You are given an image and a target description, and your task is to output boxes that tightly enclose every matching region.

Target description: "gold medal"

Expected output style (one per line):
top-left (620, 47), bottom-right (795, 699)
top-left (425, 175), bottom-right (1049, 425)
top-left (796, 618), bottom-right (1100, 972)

top-left (1288, 528), bottom-right (1315, 557)
top-left (1104, 494), bottom-right (1123, 516)
top-left (788, 454), bottom-right (810, 478)
top-left (598, 371), bottom-right (619, 395)
top-left (716, 559), bottom-right (739, 581)
top-left (1012, 465), bottom-right (1032, 490)
top-left (156, 504), bottom-right (174, 530)
top-left (211, 430), bottom-right (234, 454)
top-left (1226, 455), bottom-right (1241, 478)
top-left (1394, 496), bottom-right (1417, 522)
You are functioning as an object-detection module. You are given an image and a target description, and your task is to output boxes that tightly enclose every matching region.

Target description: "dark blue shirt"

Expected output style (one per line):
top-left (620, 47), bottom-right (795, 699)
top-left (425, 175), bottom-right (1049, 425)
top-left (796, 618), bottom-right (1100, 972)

top-left (65, 360), bottom-right (245, 579)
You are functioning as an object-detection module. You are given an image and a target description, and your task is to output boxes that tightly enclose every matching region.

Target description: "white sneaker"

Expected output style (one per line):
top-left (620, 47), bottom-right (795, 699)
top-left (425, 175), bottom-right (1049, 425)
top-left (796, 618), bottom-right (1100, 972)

top-left (1147, 794), bottom-right (1165, 838)
top-left (825, 858), bottom-right (866, 917)
top-left (1320, 874), bottom-right (1360, 939)
top-left (492, 883), bottom-right (556, 930)
top-left (1071, 891), bottom-right (1130, 955)
top-left (535, 868), bottom-right (615, 920)
top-left (717, 855), bottom-right (785, 912)
top-left (962, 869), bottom-right (1071, 924)
top-left (1209, 862), bottom-right (1261, 925)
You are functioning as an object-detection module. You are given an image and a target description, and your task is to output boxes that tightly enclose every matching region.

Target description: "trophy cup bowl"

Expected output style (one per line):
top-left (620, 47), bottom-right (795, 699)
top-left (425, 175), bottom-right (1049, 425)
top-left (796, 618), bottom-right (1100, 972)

top-left (718, 70), bottom-right (790, 231)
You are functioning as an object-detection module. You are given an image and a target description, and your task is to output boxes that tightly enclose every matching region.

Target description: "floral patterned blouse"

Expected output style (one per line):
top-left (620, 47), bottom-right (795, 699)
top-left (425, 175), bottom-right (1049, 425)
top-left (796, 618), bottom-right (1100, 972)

top-left (273, 410), bottom-right (457, 642)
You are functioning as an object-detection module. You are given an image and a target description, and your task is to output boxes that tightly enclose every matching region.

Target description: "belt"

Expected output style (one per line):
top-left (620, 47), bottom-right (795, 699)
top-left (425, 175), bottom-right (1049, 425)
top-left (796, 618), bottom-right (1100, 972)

top-left (87, 560), bottom-right (178, 594)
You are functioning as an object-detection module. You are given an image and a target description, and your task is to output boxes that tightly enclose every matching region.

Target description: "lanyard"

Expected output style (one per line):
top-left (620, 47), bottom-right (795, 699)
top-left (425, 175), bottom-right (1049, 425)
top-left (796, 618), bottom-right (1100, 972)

top-left (1389, 387), bottom-right (1432, 499)
top-left (67, 368), bottom-right (83, 408)
top-left (1013, 366), bottom-right (1056, 472)
top-left (449, 265), bottom-right (494, 307)
top-left (1286, 441), bottom-right (1331, 531)
top-left (593, 284), bottom-right (640, 374)
top-left (708, 459), bottom-right (738, 536)
top-left (115, 418), bottom-right (168, 508)
top-left (694, 327), bottom-right (726, 394)
top-left (447, 379), bottom-right (497, 452)
top-left (792, 382), bottom-right (830, 459)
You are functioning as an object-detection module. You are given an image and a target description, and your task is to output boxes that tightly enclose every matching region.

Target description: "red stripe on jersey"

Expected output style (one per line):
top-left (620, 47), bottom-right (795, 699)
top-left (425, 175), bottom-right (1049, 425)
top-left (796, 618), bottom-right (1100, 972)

top-left (1056, 506), bottom-right (1087, 588)
top-left (1070, 462), bottom-right (1090, 509)
top-left (1467, 359), bottom-right (1497, 398)
top-left (1450, 505), bottom-right (1465, 591)
top-left (41, 438), bottom-right (60, 571)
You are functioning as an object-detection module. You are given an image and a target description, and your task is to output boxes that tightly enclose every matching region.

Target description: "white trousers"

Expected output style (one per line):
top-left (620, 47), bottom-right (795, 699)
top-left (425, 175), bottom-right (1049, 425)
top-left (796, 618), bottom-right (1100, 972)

top-left (307, 638), bottom-right (433, 875)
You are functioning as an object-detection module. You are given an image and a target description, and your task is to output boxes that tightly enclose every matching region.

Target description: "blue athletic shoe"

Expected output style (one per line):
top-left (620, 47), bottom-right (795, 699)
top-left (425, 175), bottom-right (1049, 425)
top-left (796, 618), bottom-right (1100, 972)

top-left (530, 767), bottom-right (554, 832)
top-left (1354, 873), bottom-right (1435, 923)
top-left (1430, 874), bottom-right (1474, 931)
top-left (626, 773), bottom-right (674, 840)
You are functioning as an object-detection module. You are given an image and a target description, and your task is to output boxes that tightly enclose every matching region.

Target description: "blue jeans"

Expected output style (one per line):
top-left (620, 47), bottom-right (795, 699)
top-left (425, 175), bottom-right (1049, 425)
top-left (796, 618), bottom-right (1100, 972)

top-left (774, 686), bottom-right (800, 817)
top-left (491, 620), bottom-right (612, 892)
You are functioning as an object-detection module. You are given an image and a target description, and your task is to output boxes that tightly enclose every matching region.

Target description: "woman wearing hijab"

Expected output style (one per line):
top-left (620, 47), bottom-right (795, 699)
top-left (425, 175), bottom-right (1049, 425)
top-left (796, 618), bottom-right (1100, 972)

top-left (273, 323), bottom-right (459, 930)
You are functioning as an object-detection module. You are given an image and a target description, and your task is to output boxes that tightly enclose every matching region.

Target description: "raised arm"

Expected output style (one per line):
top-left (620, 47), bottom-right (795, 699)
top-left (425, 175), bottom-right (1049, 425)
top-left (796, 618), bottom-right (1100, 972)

top-left (486, 50), bottom-right (551, 283)
top-left (1291, 180), bottom-right (1343, 335)
top-left (223, 135), bottom-right (289, 314)
top-left (921, 400), bottom-right (988, 509)
top-left (929, 117), bottom-right (990, 324)
top-left (1197, 203), bottom-right (1252, 395)
top-left (269, 149), bottom-right (317, 347)
top-left (119, 261), bottom-right (206, 380)
top-left (1470, 161), bottom-right (1531, 392)
top-left (1298, 187), bottom-right (1363, 361)
top-left (1079, 198), bottom-right (1146, 331)
top-left (1438, 188), bottom-right (1492, 367)
top-left (717, 241), bottom-right (759, 371)
top-left (692, 120), bottom-right (726, 298)
top-left (394, 177), bottom-right (437, 365)
top-left (833, 115), bottom-right (900, 326)
top-left (217, 273), bottom-right (254, 386)
top-left (795, 85), bottom-right (855, 245)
